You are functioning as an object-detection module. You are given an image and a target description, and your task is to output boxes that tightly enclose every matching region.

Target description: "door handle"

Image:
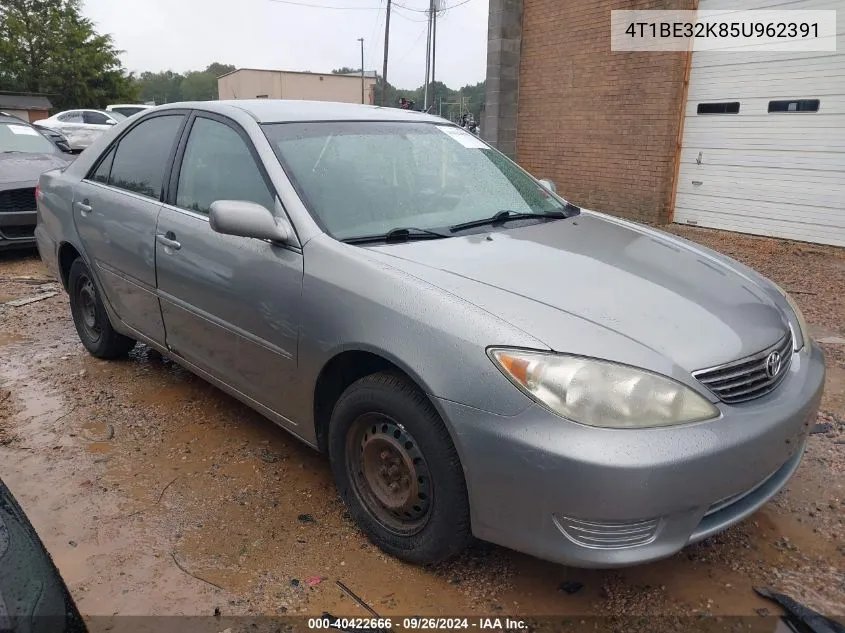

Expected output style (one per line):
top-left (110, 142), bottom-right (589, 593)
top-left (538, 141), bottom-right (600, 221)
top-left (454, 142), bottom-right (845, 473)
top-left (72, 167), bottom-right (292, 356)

top-left (156, 232), bottom-right (182, 251)
top-left (74, 200), bottom-right (92, 217)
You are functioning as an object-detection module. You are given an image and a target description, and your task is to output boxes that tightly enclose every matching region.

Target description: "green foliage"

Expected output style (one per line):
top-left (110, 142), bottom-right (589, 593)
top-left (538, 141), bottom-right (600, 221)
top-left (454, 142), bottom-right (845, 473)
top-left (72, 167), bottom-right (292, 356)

top-left (375, 76), bottom-right (486, 122)
top-left (0, 0), bottom-right (137, 110)
top-left (135, 63), bottom-right (235, 104)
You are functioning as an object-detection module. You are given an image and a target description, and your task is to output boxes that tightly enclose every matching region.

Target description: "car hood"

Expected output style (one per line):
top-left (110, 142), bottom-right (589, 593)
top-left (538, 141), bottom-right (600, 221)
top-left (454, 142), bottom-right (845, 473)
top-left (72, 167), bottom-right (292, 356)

top-left (0, 152), bottom-right (69, 185)
top-left (364, 212), bottom-right (790, 372)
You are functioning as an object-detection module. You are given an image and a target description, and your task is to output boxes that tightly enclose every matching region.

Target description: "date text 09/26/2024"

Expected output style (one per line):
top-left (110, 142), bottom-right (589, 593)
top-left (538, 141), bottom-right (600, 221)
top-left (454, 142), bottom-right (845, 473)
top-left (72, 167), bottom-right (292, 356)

top-left (308, 617), bottom-right (529, 630)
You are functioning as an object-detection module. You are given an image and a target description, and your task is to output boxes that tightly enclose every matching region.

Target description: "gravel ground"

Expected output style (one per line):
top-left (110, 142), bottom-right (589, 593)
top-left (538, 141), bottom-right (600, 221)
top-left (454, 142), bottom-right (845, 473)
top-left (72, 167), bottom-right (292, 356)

top-left (0, 225), bottom-right (843, 626)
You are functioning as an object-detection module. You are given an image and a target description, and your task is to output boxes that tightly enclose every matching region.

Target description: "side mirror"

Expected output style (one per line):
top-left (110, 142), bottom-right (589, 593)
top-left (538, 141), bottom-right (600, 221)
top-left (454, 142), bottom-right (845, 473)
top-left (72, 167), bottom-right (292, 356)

top-left (538, 178), bottom-right (557, 193)
top-left (209, 200), bottom-right (293, 243)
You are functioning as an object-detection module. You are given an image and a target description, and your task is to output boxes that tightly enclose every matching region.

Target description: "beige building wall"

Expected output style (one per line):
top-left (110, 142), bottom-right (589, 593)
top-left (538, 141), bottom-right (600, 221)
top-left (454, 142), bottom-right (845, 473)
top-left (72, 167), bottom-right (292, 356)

top-left (218, 69), bottom-right (377, 105)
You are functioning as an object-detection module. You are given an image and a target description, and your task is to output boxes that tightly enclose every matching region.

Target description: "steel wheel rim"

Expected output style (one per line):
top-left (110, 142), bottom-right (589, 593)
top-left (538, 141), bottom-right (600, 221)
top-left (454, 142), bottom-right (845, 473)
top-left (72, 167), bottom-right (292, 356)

top-left (77, 275), bottom-right (101, 342)
top-left (346, 413), bottom-right (432, 536)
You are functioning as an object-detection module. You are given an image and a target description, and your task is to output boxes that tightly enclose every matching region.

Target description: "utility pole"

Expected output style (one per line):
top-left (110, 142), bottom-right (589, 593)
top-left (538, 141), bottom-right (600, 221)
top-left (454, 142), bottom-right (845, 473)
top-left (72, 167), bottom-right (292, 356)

top-left (381, 0), bottom-right (391, 106)
top-left (430, 0), bottom-right (438, 110)
top-left (423, 0), bottom-right (433, 110)
top-left (358, 37), bottom-right (365, 104)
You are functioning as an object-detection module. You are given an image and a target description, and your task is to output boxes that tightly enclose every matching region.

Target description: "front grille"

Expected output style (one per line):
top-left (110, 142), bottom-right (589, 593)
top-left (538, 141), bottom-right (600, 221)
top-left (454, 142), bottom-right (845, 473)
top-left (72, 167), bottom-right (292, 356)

top-left (693, 331), bottom-right (793, 404)
top-left (553, 514), bottom-right (661, 549)
top-left (0, 188), bottom-right (36, 213)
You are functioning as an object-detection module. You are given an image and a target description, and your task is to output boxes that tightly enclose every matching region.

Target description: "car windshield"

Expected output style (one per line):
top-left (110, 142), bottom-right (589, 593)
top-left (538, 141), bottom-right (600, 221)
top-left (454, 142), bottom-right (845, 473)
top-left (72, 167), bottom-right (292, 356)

top-left (109, 111), bottom-right (128, 121)
top-left (0, 122), bottom-right (57, 154)
top-left (262, 121), bottom-right (572, 241)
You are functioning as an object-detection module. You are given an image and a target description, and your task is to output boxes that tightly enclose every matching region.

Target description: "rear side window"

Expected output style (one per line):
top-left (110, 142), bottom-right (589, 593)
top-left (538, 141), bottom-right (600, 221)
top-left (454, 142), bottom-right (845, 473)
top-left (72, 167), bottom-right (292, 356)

top-left (90, 147), bottom-right (116, 184)
top-left (175, 117), bottom-right (274, 215)
top-left (83, 111), bottom-right (111, 125)
top-left (108, 115), bottom-right (184, 199)
top-left (58, 112), bottom-right (82, 123)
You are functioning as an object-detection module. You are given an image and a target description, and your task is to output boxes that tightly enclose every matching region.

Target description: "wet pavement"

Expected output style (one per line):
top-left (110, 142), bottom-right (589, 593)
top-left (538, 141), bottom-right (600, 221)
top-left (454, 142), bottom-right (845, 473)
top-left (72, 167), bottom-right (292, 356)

top-left (0, 228), bottom-right (844, 622)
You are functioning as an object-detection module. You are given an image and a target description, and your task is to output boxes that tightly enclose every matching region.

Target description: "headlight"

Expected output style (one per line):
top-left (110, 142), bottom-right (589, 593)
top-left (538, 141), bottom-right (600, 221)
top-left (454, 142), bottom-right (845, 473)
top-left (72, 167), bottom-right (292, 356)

top-left (488, 349), bottom-right (719, 429)
top-left (769, 281), bottom-right (808, 351)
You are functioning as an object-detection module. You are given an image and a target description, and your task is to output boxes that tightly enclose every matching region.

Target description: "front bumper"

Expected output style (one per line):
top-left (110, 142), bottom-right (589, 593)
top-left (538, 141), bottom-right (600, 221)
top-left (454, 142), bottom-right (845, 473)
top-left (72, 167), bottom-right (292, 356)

top-left (0, 210), bottom-right (36, 249)
top-left (437, 342), bottom-right (825, 568)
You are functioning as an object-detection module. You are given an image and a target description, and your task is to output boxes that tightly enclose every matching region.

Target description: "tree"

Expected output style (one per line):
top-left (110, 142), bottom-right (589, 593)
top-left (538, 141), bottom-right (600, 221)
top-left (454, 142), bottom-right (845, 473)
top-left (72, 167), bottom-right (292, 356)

top-left (135, 70), bottom-right (183, 105)
top-left (134, 63), bottom-right (235, 104)
top-left (332, 67), bottom-right (359, 75)
top-left (0, 0), bottom-right (137, 110)
top-left (181, 62), bottom-right (235, 101)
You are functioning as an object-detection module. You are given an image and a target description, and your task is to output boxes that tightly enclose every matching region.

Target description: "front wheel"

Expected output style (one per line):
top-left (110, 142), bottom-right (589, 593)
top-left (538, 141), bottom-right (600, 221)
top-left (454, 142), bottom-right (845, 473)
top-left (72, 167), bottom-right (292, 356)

top-left (328, 372), bottom-right (471, 564)
top-left (67, 258), bottom-right (135, 359)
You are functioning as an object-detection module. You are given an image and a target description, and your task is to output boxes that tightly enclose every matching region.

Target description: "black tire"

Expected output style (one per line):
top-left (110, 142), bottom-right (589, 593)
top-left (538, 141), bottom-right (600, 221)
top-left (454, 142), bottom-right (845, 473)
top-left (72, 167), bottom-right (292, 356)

top-left (67, 258), bottom-right (135, 359)
top-left (328, 371), bottom-right (471, 564)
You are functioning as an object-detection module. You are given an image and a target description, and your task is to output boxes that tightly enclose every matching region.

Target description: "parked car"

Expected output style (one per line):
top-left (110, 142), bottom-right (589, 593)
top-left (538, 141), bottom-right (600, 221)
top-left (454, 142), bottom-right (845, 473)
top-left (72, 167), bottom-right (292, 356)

top-left (37, 110), bottom-right (126, 152)
top-left (0, 476), bottom-right (88, 633)
top-left (106, 104), bottom-right (155, 118)
top-left (0, 112), bottom-right (73, 154)
top-left (32, 125), bottom-right (73, 154)
top-left (0, 114), bottom-right (72, 250)
top-left (35, 101), bottom-right (824, 568)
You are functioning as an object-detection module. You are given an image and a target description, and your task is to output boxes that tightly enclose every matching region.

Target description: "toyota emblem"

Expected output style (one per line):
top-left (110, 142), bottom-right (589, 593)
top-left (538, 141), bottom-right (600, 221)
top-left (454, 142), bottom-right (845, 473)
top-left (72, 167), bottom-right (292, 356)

top-left (765, 351), bottom-right (782, 379)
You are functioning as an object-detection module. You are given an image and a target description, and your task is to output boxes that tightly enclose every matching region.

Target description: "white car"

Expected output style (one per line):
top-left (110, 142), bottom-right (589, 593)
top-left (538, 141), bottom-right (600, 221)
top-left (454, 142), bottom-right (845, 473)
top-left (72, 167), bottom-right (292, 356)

top-left (106, 104), bottom-right (155, 118)
top-left (37, 109), bottom-right (126, 152)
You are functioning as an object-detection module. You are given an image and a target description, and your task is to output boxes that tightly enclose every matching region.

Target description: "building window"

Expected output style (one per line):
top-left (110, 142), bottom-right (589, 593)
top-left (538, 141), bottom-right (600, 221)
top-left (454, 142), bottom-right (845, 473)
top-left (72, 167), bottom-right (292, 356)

top-left (768, 99), bottom-right (820, 113)
top-left (256, 94), bottom-right (269, 99)
top-left (697, 102), bottom-right (740, 115)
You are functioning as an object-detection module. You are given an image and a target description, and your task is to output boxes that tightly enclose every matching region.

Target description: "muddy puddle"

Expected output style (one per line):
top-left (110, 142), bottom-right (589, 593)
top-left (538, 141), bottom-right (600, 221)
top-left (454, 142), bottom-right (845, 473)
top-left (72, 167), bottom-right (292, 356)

top-left (1, 254), bottom-right (844, 622)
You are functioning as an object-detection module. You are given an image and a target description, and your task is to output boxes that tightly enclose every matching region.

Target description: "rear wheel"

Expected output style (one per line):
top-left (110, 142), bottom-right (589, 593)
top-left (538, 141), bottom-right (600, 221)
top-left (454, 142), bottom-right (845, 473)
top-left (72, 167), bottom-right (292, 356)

top-left (67, 258), bottom-right (135, 359)
top-left (328, 372), bottom-right (471, 564)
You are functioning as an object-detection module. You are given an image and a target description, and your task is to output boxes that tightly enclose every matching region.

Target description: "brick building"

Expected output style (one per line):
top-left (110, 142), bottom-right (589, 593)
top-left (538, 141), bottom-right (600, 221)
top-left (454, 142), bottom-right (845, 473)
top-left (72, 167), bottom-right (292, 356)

top-left (484, 0), bottom-right (844, 247)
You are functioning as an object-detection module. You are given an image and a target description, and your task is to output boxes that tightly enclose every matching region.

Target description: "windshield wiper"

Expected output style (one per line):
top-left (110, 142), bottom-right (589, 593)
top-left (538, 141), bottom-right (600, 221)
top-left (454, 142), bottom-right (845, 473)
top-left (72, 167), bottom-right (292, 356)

top-left (341, 227), bottom-right (451, 245)
top-left (449, 208), bottom-right (574, 233)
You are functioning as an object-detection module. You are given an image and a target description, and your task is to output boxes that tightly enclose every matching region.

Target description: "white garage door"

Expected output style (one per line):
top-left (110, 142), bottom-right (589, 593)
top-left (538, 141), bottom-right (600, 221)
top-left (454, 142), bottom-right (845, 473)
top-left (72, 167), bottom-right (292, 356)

top-left (674, 0), bottom-right (845, 247)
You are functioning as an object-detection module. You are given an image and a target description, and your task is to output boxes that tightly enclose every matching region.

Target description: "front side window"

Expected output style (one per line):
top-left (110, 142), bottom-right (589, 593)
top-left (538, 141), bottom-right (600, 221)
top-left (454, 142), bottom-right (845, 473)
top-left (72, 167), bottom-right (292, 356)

top-left (176, 117), bottom-right (275, 215)
top-left (263, 121), bottom-right (570, 241)
top-left (0, 122), bottom-right (58, 154)
top-left (108, 115), bottom-right (184, 199)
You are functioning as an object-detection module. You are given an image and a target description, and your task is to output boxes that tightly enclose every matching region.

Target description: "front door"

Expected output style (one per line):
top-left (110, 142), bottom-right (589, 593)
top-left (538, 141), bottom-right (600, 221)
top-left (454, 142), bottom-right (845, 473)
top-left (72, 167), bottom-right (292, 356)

top-left (73, 112), bottom-right (187, 343)
top-left (155, 113), bottom-right (303, 420)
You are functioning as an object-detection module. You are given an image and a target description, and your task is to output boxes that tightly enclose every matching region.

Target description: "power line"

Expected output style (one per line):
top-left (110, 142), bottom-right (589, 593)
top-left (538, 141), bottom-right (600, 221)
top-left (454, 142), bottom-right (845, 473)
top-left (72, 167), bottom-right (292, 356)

top-left (391, 5), bottom-right (430, 21)
top-left (392, 1), bottom-right (429, 12)
top-left (442, 0), bottom-right (473, 9)
top-left (366, 0), bottom-right (384, 69)
top-left (395, 0), bottom-right (473, 10)
top-left (267, 0), bottom-right (382, 10)
top-left (393, 22), bottom-right (428, 63)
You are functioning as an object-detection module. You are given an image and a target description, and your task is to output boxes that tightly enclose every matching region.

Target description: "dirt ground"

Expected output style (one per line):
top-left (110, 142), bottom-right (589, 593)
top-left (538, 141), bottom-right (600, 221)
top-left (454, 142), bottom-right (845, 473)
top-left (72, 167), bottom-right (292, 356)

top-left (0, 225), bottom-right (843, 625)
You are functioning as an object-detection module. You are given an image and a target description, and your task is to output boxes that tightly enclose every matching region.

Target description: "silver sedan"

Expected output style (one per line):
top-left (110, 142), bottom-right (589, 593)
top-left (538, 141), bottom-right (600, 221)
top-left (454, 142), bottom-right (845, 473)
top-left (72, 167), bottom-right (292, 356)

top-left (35, 100), bottom-right (825, 568)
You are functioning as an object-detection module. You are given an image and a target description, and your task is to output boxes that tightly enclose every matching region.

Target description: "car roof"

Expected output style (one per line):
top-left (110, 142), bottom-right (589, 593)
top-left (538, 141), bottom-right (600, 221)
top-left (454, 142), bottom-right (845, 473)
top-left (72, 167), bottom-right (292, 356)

top-left (154, 100), bottom-right (449, 124)
top-left (108, 104), bottom-right (153, 108)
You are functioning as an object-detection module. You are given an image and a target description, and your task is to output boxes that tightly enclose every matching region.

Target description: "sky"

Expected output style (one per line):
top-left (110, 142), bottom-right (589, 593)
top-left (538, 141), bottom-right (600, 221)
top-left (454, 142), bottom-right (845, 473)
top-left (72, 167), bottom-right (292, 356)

top-left (80, 0), bottom-right (489, 90)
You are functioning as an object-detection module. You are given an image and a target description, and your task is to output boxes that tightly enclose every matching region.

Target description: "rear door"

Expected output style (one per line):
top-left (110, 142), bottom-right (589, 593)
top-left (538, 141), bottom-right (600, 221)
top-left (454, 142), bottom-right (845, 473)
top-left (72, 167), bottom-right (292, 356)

top-left (155, 112), bottom-right (303, 419)
top-left (74, 111), bottom-right (188, 344)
